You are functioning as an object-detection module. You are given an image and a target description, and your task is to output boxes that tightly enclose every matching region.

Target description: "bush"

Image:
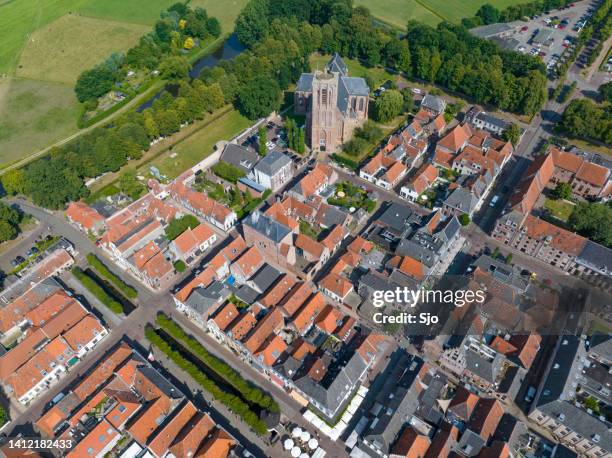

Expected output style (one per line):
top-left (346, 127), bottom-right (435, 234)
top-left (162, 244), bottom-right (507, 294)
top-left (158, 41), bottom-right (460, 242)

top-left (155, 313), bottom-right (279, 412)
top-left (165, 215), bottom-right (200, 240)
top-left (212, 161), bottom-right (246, 183)
top-left (459, 214), bottom-right (471, 226)
top-left (87, 254), bottom-right (137, 299)
top-left (355, 121), bottom-right (382, 142)
top-left (72, 267), bottom-right (124, 314)
top-left (342, 137), bottom-right (368, 157)
top-left (146, 325), bottom-right (269, 434)
top-left (331, 154), bottom-right (359, 171)
top-left (174, 260), bottom-right (186, 272)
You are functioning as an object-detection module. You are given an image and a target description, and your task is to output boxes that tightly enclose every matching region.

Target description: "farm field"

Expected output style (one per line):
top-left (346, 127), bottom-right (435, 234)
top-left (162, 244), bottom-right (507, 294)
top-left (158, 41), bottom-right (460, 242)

top-left (355, 0), bottom-right (524, 28)
top-left (0, 78), bottom-right (80, 166)
top-left (16, 15), bottom-right (149, 83)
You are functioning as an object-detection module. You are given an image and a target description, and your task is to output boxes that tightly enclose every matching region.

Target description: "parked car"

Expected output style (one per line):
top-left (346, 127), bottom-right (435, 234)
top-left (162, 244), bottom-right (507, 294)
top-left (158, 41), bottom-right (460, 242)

top-left (490, 195), bottom-right (500, 207)
top-left (15, 255), bottom-right (25, 264)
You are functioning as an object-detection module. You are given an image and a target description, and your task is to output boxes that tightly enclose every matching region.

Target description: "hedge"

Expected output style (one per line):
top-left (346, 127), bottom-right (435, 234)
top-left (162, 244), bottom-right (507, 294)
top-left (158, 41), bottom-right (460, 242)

top-left (156, 313), bottom-right (279, 412)
top-left (145, 326), bottom-right (268, 435)
top-left (87, 254), bottom-right (138, 299)
top-left (72, 267), bottom-right (124, 314)
top-left (331, 153), bottom-right (359, 171)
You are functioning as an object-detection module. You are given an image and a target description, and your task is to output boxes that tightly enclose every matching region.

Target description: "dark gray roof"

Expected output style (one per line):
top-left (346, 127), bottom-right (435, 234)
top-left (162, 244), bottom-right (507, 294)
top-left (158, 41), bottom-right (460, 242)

top-left (465, 350), bottom-right (504, 383)
top-left (250, 264), bottom-right (282, 294)
top-left (317, 203), bottom-right (349, 228)
top-left (362, 353), bottom-right (425, 453)
top-left (472, 255), bottom-right (529, 292)
top-left (535, 336), bottom-right (584, 409)
top-left (273, 355), bottom-right (301, 380)
top-left (454, 429), bottom-right (485, 457)
top-left (421, 94), bottom-right (446, 114)
top-left (326, 53), bottom-right (348, 75)
top-left (243, 211), bottom-right (292, 243)
top-left (576, 241), bottom-right (612, 275)
top-left (537, 401), bottom-right (612, 453)
top-left (186, 281), bottom-right (231, 314)
top-left (234, 284), bottom-right (259, 305)
top-left (444, 187), bottom-right (479, 213)
top-left (296, 73), bottom-right (314, 92)
top-left (254, 150), bottom-right (292, 177)
top-left (470, 22), bottom-right (517, 38)
top-left (590, 335), bottom-right (612, 361)
top-left (475, 111), bottom-right (511, 130)
top-left (137, 366), bottom-right (184, 399)
top-left (377, 202), bottom-right (413, 233)
top-left (341, 76), bottom-right (369, 96)
top-left (579, 359), bottom-right (612, 404)
top-left (238, 177), bottom-right (266, 193)
top-left (220, 143), bottom-right (260, 173)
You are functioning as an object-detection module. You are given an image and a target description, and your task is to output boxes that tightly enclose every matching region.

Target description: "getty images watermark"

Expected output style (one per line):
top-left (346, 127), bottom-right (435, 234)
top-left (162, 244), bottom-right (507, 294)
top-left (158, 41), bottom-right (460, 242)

top-left (371, 287), bottom-right (486, 326)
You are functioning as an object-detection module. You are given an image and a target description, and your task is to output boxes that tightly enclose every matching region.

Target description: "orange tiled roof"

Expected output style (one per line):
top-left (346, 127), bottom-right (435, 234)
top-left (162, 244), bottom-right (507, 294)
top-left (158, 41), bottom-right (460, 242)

top-left (211, 302), bottom-right (240, 331)
top-left (168, 412), bottom-right (215, 458)
top-left (66, 419), bottom-right (118, 458)
top-left (105, 392), bottom-right (141, 429)
top-left (291, 292), bottom-right (325, 333)
top-left (321, 225), bottom-right (346, 252)
top-left (127, 395), bottom-right (172, 445)
top-left (522, 214), bottom-right (587, 256)
top-left (384, 161), bottom-right (407, 184)
top-left (291, 338), bottom-right (316, 360)
top-left (576, 161), bottom-right (609, 187)
top-left (348, 236), bottom-right (373, 255)
top-left (295, 233), bottom-right (326, 258)
top-left (551, 146), bottom-right (583, 173)
top-left (297, 163), bottom-right (334, 197)
top-left (232, 246), bottom-right (264, 279)
top-left (254, 334), bottom-right (287, 366)
top-left (320, 272), bottom-right (353, 299)
top-left (432, 148), bottom-right (454, 169)
top-left (398, 256), bottom-right (426, 281)
top-left (195, 428), bottom-right (235, 458)
top-left (314, 304), bottom-right (344, 334)
top-left (448, 387), bottom-right (479, 421)
top-left (148, 401), bottom-right (198, 458)
top-left (391, 426), bottom-right (431, 457)
top-left (509, 334), bottom-right (541, 369)
top-left (134, 241), bottom-right (161, 270)
top-left (175, 267), bottom-right (217, 303)
top-left (63, 315), bottom-right (105, 352)
top-left (490, 336), bottom-right (518, 355)
top-left (259, 274), bottom-right (297, 308)
top-left (280, 282), bottom-right (314, 317)
top-left (243, 308), bottom-right (284, 353)
top-left (24, 291), bottom-right (74, 327)
top-left (66, 201), bottom-right (104, 231)
top-left (437, 123), bottom-right (471, 153)
top-left (228, 311), bottom-right (258, 341)
top-left (142, 250), bottom-right (174, 281)
top-left (173, 223), bottom-right (215, 256)
top-left (468, 398), bottom-right (503, 440)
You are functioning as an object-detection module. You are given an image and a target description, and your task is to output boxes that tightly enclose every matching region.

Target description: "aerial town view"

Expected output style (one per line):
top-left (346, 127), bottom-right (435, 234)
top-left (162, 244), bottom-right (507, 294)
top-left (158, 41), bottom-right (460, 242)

top-left (0, 0), bottom-right (611, 457)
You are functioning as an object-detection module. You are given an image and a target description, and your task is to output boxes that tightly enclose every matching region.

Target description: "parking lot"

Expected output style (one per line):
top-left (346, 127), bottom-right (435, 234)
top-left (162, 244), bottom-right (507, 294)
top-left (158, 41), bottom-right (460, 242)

top-left (498, 0), bottom-right (597, 73)
top-left (237, 119), bottom-right (310, 166)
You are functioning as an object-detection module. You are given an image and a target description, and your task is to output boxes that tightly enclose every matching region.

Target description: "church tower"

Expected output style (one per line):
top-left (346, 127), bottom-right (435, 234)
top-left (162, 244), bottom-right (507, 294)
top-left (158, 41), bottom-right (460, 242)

top-left (310, 71), bottom-right (339, 151)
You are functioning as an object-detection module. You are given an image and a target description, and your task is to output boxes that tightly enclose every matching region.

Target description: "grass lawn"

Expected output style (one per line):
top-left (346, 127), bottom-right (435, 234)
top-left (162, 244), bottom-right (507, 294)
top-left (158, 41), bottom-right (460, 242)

top-left (0, 78), bottom-right (80, 166)
top-left (544, 198), bottom-right (575, 222)
top-left (139, 108), bottom-right (251, 179)
top-left (355, 0), bottom-right (525, 29)
top-left (16, 15), bottom-right (149, 84)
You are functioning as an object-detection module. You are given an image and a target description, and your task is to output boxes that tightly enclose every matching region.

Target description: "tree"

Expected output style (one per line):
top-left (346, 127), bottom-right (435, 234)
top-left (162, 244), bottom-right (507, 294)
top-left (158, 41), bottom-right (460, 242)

top-left (400, 88), bottom-right (414, 113)
top-left (0, 202), bottom-right (22, 242)
top-left (355, 120), bottom-right (382, 142)
top-left (568, 202), bottom-right (612, 248)
top-left (1, 169), bottom-right (26, 196)
top-left (174, 260), bottom-right (187, 272)
top-left (184, 37), bottom-right (195, 50)
top-left (459, 213), bottom-right (471, 226)
top-left (551, 182), bottom-right (572, 200)
top-left (75, 66), bottom-right (116, 102)
top-left (342, 137), bottom-right (367, 156)
top-left (373, 90), bottom-right (403, 123)
top-left (599, 81), bottom-right (612, 102)
top-left (297, 128), bottom-right (305, 154)
top-left (118, 170), bottom-right (146, 200)
top-left (258, 126), bottom-right (267, 156)
top-left (159, 56), bottom-right (191, 80)
top-left (476, 4), bottom-right (501, 24)
top-left (237, 75), bottom-right (281, 120)
top-left (502, 123), bottom-right (521, 146)
top-left (212, 161), bottom-right (246, 183)
top-left (165, 215), bottom-right (199, 240)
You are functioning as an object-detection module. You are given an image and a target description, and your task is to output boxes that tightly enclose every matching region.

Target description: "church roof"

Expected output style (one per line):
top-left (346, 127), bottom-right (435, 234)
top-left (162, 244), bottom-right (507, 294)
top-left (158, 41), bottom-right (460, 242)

top-left (326, 53), bottom-right (348, 75)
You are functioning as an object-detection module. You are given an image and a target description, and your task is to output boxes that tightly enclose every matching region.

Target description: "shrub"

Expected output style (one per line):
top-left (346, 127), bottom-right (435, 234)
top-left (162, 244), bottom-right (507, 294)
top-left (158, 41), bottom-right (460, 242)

top-left (72, 267), bottom-right (123, 314)
top-left (155, 313), bottom-right (279, 412)
top-left (174, 260), bottom-right (186, 272)
top-left (165, 215), bottom-right (199, 240)
top-left (459, 214), bottom-right (471, 226)
top-left (211, 161), bottom-right (246, 183)
top-left (146, 325), bottom-right (269, 434)
top-left (87, 254), bottom-right (137, 299)
top-left (342, 138), bottom-right (368, 157)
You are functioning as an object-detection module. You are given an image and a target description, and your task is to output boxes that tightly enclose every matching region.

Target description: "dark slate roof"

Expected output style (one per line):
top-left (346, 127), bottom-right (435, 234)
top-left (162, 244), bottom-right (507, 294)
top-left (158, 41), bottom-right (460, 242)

top-left (454, 429), bottom-right (485, 457)
top-left (421, 94), bottom-right (446, 113)
top-left (341, 76), bottom-right (369, 96)
top-left (377, 202), bottom-right (413, 233)
top-left (538, 400), bottom-right (612, 453)
top-left (239, 177), bottom-right (267, 193)
top-left (362, 353), bottom-right (425, 453)
top-left (576, 240), bottom-right (612, 275)
top-left (138, 366), bottom-right (184, 399)
top-left (235, 284), bottom-right (260, 305)
top-left (470, 22), bottom-right (517, 38)
top-left (186, 281), bottom-right (231, 314)
top-left (243, 211), bottom-right (292, 243)
top-left (273, 355), bottom-right (301, 380)
top-left (254, 150), bottom-right (292, 176)
top-left (317, 204), bottom-right (349, 228)
top-left (250, 264), bottom-right (282, 294)
top-left (475, 111), bottom-right (511, 130)
top-left (535, 336), bottom-right (583, 409)
top-left (464, 350), bottom-right (504, 383)
top-left (220, 143), bottom-right (260, 173)
top-left (326, 53), bottom-right (348, 75)
top-left (444, 187), bottom-right (479, 213)
top-left (296, 73), bottom-right (314, 92)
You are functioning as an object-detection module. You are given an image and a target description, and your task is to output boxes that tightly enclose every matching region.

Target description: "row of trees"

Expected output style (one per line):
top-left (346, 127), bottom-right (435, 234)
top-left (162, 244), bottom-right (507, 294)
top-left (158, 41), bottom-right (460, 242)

top-left (285, 118), bottom-right (306, 153)
top-left (235, 0), bottom-right (548, 116)
top-left (462, 0), bottom-right (573, 28)
top-left (559, 98), bottom-right (612, 145)
top-left (75, 3), bottom-right (220, 103)
top-left (568, 201), bottom-right (612, 248)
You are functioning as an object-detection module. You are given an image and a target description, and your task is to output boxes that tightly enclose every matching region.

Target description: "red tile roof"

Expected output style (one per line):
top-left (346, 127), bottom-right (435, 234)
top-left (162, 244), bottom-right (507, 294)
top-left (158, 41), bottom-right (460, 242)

top-left (168, 412), bottom-right (215, 458)
top-left (320, 272), bottom-right (353, 300)
top-left (295, 233), bottom-right (326, 258)
top-left (259, 274), bottom-right (297, 308)
top-left (314, 304), bottom-right (344, 334)
top-left (243, 308), bottom-right (284, 353)
top-left (391, 426), bottom-right (431, 457)
top-left (437, 123), bottom-right (472, 153)
top-left (66, 419), bottom-right (118, 458)
top-left (66, 201), bottom-right (104, 231)
top-left (280, 282), bottom-right (314, 317)
top-left (175, 267), bottom-right (216, 303)
top-left (63, 315), bottom-right (105, 352)
top-left (468, 398), bottom-right (503, 440)
top-left (127, 395), bottom-right (172, 445)
top-left (522, 214), bottom-right (587, 256)
top-left (211, 303), bottom-right (240, 332)
top-left (448, 387), bottom-right (479, 421)
top-left (148, 401), bottom-right (198, 458)
top-left (291, 292), bottom-right (325, 333)
top-left (254, 334), bottom-right (287, 366)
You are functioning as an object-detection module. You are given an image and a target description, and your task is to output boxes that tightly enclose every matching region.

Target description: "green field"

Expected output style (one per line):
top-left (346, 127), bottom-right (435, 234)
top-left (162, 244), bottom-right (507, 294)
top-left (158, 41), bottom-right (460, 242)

top-left (544, 198), bottom-right (575, 222)
top-left (16, 15), bottom-right (149, 83)
top-left (0, 78), bottom-right (80, 165)
top-left (140, 107), bottom-right (251, 179)
top-left (356, 0), bottom-right (524, 28)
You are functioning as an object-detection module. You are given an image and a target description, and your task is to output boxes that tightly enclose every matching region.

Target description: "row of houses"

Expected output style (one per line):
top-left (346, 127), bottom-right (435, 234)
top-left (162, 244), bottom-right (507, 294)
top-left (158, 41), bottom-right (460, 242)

top-left (34, 341), bottom-right (242, 458)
